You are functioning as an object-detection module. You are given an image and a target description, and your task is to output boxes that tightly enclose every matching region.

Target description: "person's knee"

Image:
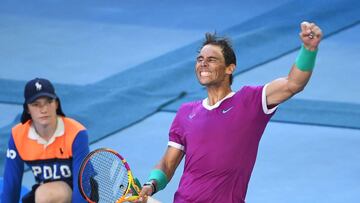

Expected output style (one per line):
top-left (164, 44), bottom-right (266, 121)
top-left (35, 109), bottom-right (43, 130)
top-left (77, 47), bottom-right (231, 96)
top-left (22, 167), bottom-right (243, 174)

top-left (35, 181), bottom-right (72, 203)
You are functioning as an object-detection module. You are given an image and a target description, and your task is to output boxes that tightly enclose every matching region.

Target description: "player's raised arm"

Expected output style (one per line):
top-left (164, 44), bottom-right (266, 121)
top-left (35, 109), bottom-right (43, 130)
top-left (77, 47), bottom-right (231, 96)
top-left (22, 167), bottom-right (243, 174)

top-left (266, 21), bottom-right (323, 106)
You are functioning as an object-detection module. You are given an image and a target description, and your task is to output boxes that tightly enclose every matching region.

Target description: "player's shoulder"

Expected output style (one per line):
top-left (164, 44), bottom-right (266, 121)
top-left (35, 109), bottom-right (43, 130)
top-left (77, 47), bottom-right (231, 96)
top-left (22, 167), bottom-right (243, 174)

top-left (62, 117), bottom-right (86, 131)
top-left (12, 122), bottom-right (23, 133)
top-left (62, 117), bottom-right (88, 148)
top-left (11, 121), bottom-right (31, 138)
top-left (237, 85), bottom-right (264, 96)
top-left (179, 100), bottom-right (202, 111)
top-left (239, 85), bottom-right (263, 91)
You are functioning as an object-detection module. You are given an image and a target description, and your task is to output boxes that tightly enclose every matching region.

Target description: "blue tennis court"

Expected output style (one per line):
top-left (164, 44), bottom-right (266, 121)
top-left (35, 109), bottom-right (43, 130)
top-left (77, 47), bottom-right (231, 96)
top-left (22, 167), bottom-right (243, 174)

top-left (1, 0), bottom-right (359, 202)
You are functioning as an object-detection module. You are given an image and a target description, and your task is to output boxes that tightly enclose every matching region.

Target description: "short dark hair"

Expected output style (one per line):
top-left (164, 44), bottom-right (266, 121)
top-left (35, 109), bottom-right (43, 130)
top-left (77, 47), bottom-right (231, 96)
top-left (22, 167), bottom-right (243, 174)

top-left (201, 32), bottom-right (236, 85)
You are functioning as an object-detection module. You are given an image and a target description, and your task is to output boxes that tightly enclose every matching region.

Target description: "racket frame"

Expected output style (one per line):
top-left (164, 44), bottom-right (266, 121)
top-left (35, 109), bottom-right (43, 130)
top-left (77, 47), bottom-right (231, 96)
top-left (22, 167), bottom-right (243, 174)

top-left (78, 148), bottom-right (141, 203)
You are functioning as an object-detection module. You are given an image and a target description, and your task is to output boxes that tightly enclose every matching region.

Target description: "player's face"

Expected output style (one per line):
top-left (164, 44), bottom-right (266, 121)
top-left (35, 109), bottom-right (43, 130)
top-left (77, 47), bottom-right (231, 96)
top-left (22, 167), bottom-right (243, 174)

top-left (27, 97), bottom-right (58, 127)
top-left (195, 44), bottom-right (232, 87)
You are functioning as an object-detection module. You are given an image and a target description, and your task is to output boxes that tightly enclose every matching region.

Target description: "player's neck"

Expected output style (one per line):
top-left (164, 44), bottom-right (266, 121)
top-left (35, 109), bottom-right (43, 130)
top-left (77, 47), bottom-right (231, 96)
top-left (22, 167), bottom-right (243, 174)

top-left (33, 119), bottom-right (58, 141)
top-left (206, 86), bottom-right (232, 106)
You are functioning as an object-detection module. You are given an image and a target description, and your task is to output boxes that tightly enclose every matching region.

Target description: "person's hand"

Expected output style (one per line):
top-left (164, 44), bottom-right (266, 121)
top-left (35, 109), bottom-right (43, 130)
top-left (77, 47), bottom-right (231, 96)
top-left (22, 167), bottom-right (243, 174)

top-left (132, 184), bottom-right (154, 203)
top-left (299, 21), bottom-right (323, 51)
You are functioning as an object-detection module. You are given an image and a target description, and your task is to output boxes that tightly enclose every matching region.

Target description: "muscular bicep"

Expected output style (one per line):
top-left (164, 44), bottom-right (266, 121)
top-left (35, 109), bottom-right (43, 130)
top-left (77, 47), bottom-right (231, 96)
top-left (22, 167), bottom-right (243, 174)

top-left (155, 146), bottom-right (184, 182)
top-left (267, 65), bottom-right (312, 106)
top-left (266, 77), bottom-right (293, 106)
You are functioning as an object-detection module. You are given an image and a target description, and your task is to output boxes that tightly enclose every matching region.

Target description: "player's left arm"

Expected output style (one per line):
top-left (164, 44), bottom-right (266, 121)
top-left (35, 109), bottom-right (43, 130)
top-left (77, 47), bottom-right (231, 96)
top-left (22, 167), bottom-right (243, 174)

top-left (266, 21), bottom-right (323, 106)
top-left (71, 130), bottom-right (90, 203)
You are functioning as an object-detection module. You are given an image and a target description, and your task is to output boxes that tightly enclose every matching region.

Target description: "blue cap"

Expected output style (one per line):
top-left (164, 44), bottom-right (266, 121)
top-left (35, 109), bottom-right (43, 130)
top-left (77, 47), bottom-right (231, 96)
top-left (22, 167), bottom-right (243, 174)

top-left (24, 78), bottom-right (57, 104)
top-left (21, 78), bottom-right (65, 124)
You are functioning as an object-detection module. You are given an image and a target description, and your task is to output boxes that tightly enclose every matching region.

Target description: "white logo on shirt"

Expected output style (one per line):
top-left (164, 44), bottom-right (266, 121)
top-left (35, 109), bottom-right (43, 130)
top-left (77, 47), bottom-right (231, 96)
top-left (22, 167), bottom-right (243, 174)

top-left (6, 149), bottom-right (17, 159)
top-left (222, 106), bottom-right (234, 114)
top-left (32, 165), bottom-right (72, 180)
top-left (188, 113), bottom-right (196, 119)
top-left (35, 82), bottom-right (42, 91)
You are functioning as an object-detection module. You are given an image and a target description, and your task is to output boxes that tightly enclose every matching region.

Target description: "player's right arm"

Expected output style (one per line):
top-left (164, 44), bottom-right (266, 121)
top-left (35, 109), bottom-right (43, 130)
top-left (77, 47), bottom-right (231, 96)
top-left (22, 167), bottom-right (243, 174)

top-left (154, 146), bottom-right (184, 183)
top-left (1, 135), bottom-right (25, 203)
top-left (266, 22), bottom-right (322, 106)
top-left (137, 146), bottom-right (184, 202)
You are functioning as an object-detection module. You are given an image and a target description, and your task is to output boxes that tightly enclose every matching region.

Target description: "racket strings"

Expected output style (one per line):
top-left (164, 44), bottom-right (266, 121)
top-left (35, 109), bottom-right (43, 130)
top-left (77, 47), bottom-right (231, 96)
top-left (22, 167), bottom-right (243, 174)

top-left (81, 151), bottom-right (129, 203)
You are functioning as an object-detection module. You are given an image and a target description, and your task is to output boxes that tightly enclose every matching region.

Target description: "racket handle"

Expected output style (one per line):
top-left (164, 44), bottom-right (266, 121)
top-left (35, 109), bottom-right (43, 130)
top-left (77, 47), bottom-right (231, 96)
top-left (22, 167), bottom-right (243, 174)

top-left (131, 177), bottom-right (142, 195)
top-left (131, 178), bottom-right (162, 203)
top-left (134, 177), bottom-right (142, 188)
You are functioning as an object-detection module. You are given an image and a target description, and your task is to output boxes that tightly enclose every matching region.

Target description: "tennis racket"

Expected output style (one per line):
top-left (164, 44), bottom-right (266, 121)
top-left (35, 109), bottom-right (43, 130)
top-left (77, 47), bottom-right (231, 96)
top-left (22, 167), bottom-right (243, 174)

top-left (78, 148), bottom-right (143, 203)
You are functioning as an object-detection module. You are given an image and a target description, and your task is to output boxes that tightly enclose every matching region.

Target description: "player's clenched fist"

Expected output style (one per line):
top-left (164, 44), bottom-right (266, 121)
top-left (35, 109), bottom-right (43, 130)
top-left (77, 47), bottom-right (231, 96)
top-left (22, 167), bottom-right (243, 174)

top-left (300, 21), bottom-right (323, 51)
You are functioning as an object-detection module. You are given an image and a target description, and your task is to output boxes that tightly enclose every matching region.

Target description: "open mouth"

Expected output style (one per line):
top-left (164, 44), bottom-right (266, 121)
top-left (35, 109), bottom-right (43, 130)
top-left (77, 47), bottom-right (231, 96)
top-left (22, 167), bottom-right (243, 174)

top-left (200, 71), bottom-right (211, 77)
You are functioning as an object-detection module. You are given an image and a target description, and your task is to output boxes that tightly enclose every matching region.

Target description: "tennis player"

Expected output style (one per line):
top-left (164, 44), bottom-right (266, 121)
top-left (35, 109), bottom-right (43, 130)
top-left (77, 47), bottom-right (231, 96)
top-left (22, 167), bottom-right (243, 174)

top-left (1, 78), bottom-right (90, 203)
top-left (137, 21), bottom-right (323, 203)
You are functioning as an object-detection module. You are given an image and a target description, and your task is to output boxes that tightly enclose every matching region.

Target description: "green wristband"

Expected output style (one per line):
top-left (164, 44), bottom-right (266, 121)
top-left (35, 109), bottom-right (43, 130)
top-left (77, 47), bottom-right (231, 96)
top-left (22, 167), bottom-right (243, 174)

top-left (148, 169), bottom-right (168, 191)
top-left (295, 44), bottom-right (318, 72)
